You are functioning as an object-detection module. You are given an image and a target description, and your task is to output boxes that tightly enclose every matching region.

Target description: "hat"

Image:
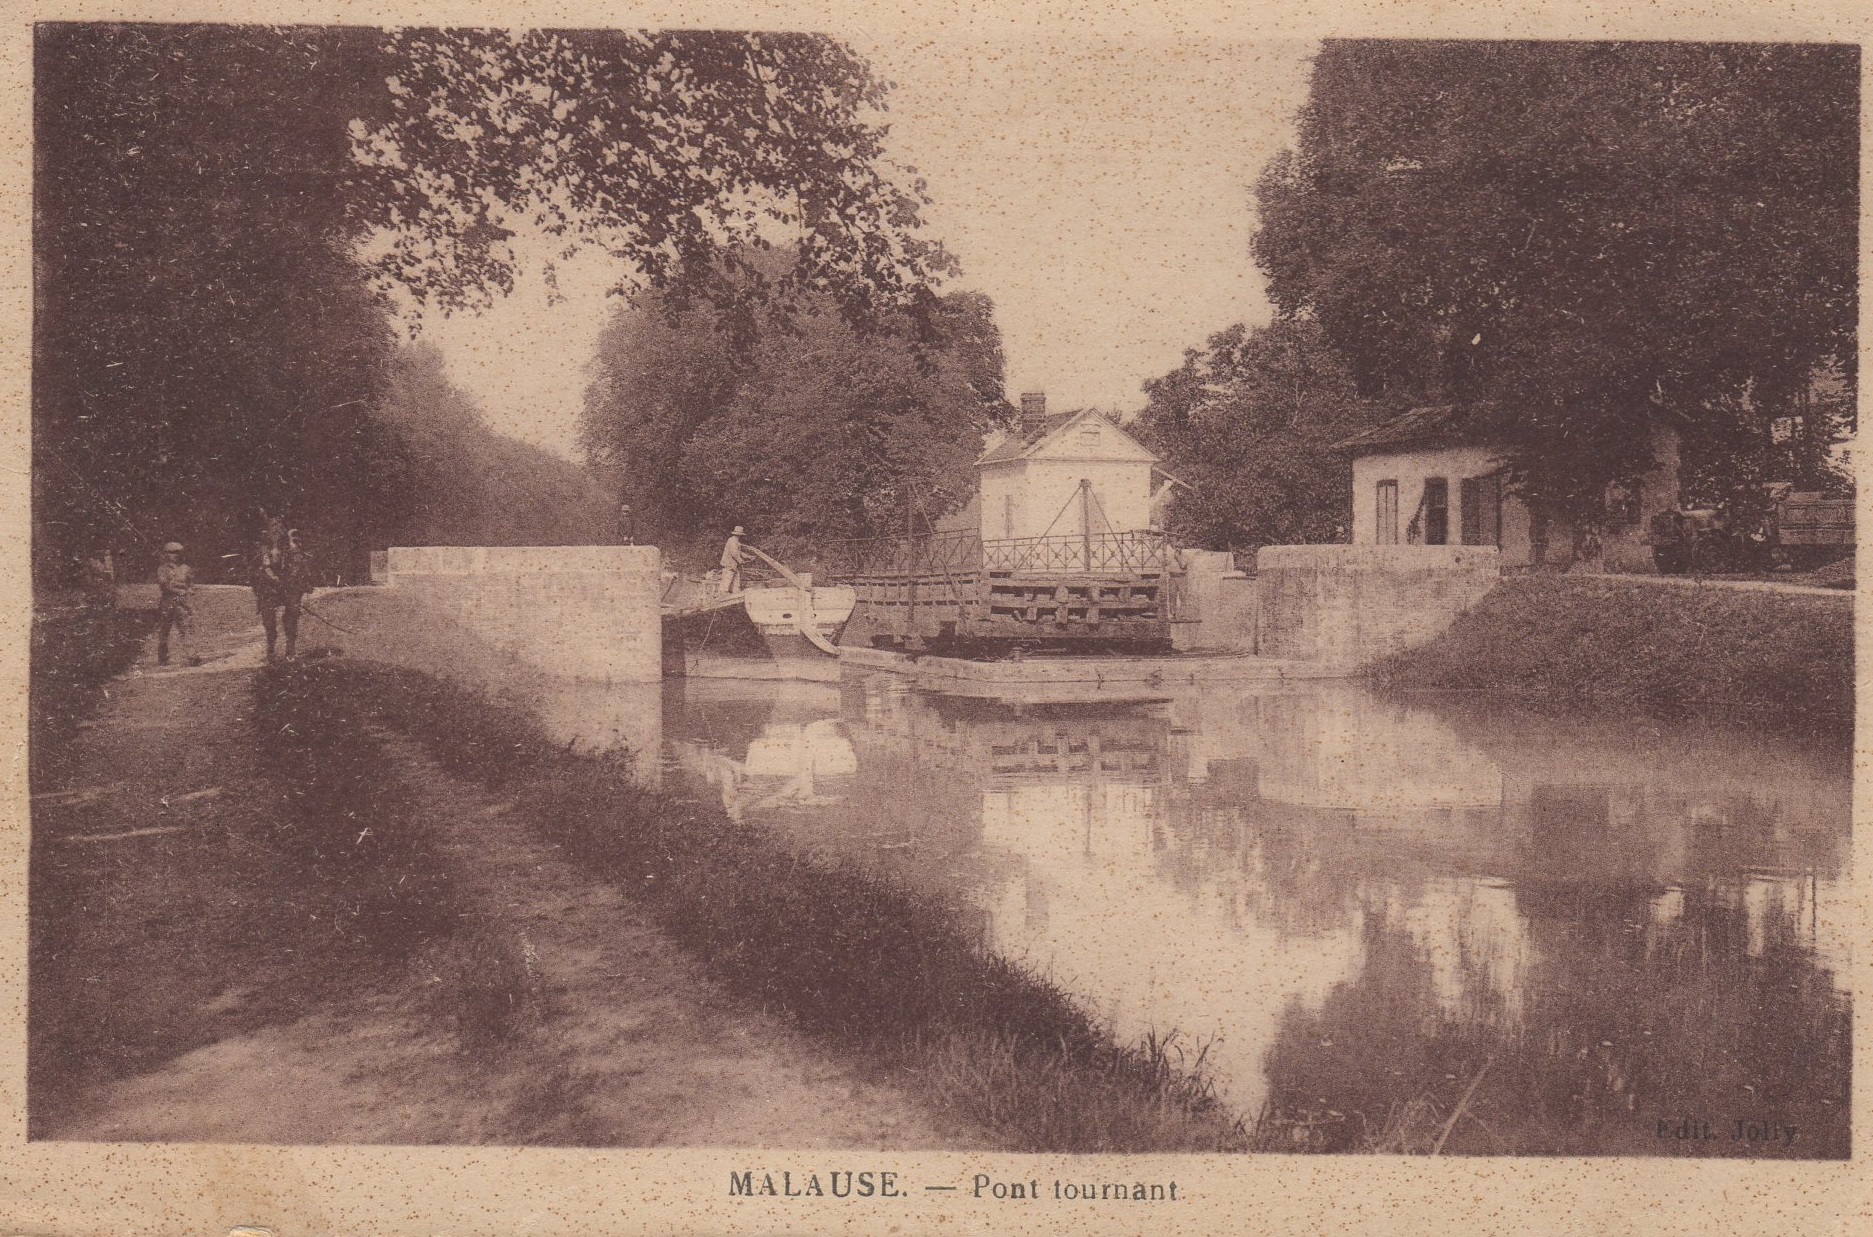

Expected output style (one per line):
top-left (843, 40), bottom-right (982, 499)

top-left (162, 542), bottom-right (184, 553)
top-left (732, 526), bottom-right (745, 536)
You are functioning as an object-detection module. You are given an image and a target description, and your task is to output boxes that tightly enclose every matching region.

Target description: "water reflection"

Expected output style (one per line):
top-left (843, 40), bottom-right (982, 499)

top-left (649, 669), bottom-right (1850, 1157)
top-left (532, 680), bottom-right (662, 786)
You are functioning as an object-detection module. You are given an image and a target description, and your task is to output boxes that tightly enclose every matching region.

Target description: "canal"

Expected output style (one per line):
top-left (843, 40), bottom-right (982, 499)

top-left (631, 666), bottom-right (1850, 1157)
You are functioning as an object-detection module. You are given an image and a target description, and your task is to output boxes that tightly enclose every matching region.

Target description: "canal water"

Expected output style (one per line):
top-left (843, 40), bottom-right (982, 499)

top-left (595, 666), bottom-right (1851, 1157)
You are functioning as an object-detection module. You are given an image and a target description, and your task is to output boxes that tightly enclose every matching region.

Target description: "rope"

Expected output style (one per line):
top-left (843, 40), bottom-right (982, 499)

top-left (296, 596), bottom-right (359, 635)
top-left (1034, 486), bottom-right (1083, 541)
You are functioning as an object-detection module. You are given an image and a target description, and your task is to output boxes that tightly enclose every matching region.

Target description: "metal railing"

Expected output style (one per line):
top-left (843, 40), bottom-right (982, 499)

top-left (981, 529), bottom-right (1169, 575)
top-left (823, 528), bottom-right (1170, 580)
top-left (822, 529), bottom-right (982, 580)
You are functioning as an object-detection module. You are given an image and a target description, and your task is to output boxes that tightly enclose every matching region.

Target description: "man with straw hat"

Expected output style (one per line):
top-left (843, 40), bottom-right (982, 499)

top-left (718, 525), bottom-right (747, 595)
top-left (154, 541), bottom-right (199, 667)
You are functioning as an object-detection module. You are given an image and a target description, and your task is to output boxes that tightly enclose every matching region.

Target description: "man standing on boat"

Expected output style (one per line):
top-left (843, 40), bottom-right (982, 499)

top-left (718, 525), bottom-right (747, 594)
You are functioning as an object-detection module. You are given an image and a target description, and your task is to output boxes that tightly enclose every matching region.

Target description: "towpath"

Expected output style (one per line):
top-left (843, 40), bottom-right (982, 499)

top-left (31, 589), bottom-right (988, 1147)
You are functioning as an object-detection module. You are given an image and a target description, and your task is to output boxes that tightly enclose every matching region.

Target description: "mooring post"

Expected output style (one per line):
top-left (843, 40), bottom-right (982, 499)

top-left (1079, 478), bottom-right (1092, 572)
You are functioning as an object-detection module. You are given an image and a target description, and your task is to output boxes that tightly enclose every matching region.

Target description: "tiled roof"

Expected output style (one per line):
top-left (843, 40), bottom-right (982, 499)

top-left (1331, 403), bottom-right (1509, 454)
top-left (977, 410), bottom-right (1086, 464)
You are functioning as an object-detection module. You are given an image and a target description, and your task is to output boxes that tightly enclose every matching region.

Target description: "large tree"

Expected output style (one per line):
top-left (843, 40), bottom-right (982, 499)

top-left (34, 24), bottom-right (407, 582)
top-left (1253, 41), bottom-right (1858, 531)
top-left (35, 24), bottom-right (953, 583)
top-left (1136, 320), bottom-right (1374, 552)
top-left (582, 282), bottom-right (1007, 558)
top-left (351, 29), bottom-right (955, 328)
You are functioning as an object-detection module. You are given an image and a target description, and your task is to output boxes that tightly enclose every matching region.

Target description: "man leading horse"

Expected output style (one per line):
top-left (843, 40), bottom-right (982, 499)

top-left (252, 511), bottom-right (311, 661)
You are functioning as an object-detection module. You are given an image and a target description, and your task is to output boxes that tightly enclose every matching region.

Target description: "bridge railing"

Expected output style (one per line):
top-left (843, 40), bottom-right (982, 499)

top-left (822, 528), bottom-right (1170, 580)
top-left (821, 529), bottom-right (983, 580)
top-left (980, 529), bottom-right (1170, 575)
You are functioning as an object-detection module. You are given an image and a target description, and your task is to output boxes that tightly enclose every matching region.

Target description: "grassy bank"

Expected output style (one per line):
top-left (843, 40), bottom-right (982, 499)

top-left (1371, 576), bottom-right (1853, 738)
top-left (30, 602), bottom-right (153, 781)
top-left (255, 658), bottom-right (1251, 1153)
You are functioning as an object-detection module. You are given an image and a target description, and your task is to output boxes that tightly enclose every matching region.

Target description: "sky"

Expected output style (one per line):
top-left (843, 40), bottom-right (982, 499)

top-left (408, 37), bottom-right (1320, 461)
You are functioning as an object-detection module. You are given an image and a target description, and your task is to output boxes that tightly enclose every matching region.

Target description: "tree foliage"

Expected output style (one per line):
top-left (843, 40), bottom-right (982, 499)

top-left (583, 283), bottom-right (1006, 559)
top-left (34, 24), bottom-right (407, 582)
top-left (1253, 40), bottom-right (1858, 528)
top-left (35, 23), bottom-right (952, 583)
top-left (352, 29), bottom-right (956, 329)
top-left (1135, 320), bottom-right (1374, 551)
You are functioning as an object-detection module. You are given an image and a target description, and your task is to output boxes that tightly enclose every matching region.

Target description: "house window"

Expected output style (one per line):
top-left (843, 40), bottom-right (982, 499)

top-left (1079, 425), bottom-right (1100, 448)
top-left (1423, 478), bottom-right (1449, 545)
top-left (1003, 493), bottom-right (1016, 539)
top-left (1375, 480), bottom-right (1399, 545)
top-left (1459, 474), bottom-right (1501, 546)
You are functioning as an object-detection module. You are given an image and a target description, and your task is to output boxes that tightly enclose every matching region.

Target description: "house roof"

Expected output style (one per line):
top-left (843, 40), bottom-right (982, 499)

top-left (977, 407), bottom-right (1159, 466)
top-left (1330, 403), bottom-right (1511, 455)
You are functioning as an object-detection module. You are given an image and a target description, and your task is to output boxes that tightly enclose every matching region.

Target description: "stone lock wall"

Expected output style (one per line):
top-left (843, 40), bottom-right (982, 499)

top-left (1171, 549), bottom-right (1258, 652)
top-left (384, 545), bottom-right (662, 683)
top-left (1255, 545), bottom-right (1500, 670)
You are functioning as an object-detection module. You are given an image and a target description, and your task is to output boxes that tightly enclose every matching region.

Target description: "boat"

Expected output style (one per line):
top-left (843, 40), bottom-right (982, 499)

top-left (741, 580), bottom-right (857, 662)
top-left (660, 544), bottom-right (854, 674)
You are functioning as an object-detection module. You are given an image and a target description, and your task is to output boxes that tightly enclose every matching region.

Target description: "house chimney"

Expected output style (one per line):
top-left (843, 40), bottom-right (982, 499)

top-left (1020, 391), bottom-right (1047, 437)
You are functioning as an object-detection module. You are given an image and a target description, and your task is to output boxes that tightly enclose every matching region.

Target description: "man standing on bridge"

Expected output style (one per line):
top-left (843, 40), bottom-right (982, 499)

top-left (718, 525), bottom-right (747, 594)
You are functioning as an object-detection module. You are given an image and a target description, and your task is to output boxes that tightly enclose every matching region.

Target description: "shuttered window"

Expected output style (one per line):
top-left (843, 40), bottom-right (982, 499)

top-left (1376, 480), bottom-right (1399, 545)
top-left (1460, 474), bottom-right (1501, 546)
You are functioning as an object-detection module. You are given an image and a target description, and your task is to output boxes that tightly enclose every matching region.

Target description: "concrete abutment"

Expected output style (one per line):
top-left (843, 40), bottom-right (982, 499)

top-left (384, 545), bottom-right (662, 684)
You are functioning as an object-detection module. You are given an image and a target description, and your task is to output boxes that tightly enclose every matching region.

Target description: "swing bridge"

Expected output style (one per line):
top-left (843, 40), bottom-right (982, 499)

top-left (820, 479), bottom-right (1180, 651)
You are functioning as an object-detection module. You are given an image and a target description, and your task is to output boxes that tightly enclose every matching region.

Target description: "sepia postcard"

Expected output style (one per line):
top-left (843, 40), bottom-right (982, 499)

top-left (3, 1), bottom-right (1867, 1233)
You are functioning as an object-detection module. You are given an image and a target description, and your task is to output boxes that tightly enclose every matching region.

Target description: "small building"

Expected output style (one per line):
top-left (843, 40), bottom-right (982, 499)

top-left (974, 393), bottom-right (1163, 544)
top-left (832, 391), bottom-right (1178, 648)
top-left (1333, 404), bottom-right (1680, 572)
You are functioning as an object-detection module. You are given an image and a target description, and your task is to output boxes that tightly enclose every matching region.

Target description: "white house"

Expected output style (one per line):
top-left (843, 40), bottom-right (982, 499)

top-left (974, 393), bottom-right (1164, 544)
top-left (1334, 404), bottom-right (1680, 572)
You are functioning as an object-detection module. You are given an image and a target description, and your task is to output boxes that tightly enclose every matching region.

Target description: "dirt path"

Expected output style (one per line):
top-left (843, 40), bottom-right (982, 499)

top-left (31, 598), bottom-right (989, 1148)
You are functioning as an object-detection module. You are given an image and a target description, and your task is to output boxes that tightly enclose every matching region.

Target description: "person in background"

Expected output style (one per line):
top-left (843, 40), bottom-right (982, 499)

top-left (718, 525), bottom-right (747, 594)
top-left (619, 503), bottom-right (635, 545)
top-left (83, 545), bottom-right (116, 609)
top-left (155, 541), bottom-right (198, 666)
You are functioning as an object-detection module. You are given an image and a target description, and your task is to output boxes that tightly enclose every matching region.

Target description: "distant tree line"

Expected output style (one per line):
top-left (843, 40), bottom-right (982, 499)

top-left (378, 346), bottom-right (618, 549)
top-left (1148, 40), bottom-right (1857, 553)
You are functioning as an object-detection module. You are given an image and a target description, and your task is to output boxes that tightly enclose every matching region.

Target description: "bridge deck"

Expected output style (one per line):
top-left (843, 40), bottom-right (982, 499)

top-left (825, 529), bottom-right (1178, 648)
